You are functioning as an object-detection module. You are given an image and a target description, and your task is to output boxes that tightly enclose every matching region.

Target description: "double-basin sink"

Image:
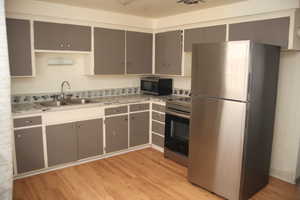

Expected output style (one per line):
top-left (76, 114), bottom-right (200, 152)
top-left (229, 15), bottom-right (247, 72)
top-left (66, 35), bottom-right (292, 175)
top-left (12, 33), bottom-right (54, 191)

top-left (38, 96), bottom-right (145, 108)
top-left (39, 98), bottom-right (95, 107)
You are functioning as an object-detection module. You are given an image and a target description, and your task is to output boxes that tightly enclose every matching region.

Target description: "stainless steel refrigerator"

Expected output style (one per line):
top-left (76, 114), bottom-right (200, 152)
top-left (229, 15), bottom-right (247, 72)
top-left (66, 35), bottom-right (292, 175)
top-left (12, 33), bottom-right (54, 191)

top-left (188, 41), bottom-right (280, 200)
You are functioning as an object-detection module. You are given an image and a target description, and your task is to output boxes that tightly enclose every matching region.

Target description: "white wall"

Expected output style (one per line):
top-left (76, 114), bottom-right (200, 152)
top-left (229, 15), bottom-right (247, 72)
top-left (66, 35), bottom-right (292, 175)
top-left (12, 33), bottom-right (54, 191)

top-left (0, 0), bottom-right (13, 199)
top-left (6, 0), bottom-right (154, 31)
top-left (11, 53), bottom-right (140, 94)
top-left (269, 52), bottom-right (300, 183)
top-left (153, 0), bottom-right (299, 29)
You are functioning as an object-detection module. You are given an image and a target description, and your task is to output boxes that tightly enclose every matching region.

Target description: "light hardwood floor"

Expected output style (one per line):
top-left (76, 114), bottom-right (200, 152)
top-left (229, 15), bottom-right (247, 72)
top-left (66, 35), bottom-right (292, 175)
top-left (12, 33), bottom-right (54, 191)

top-left (14, 148), bottom-right (300, 200)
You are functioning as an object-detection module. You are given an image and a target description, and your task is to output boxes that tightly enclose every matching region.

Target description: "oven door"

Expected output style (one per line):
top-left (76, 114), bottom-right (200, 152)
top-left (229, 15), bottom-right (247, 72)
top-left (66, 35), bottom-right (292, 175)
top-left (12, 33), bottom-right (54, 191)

top-left (141, 80), bottom-right (159, 95)
top-left (165, 112), bottom-right (190, 156)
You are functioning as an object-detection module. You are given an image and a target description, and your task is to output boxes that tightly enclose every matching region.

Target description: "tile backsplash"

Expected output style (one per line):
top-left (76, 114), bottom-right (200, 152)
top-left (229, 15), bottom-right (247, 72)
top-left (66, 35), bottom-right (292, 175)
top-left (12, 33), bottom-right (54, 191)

top-left (173, 88), bottom-right (191, 96)
top-left (12, 87), bottom-right (191, 104)
top-left (12, 87), bottom-right (140, 104)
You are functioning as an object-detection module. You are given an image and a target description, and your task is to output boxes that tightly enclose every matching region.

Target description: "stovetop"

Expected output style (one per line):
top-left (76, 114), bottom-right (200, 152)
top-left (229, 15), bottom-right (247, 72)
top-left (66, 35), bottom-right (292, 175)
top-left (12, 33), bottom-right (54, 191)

top-left (167, 96), bottom-right (191, 105)
top-left (166, 96), bottom-right (191, 114)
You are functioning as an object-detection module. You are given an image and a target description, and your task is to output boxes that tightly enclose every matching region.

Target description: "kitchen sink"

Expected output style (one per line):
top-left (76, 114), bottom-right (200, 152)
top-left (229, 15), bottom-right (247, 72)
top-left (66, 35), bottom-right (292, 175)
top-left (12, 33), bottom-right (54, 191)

top-left (39, 99), bottom-right (93, 107)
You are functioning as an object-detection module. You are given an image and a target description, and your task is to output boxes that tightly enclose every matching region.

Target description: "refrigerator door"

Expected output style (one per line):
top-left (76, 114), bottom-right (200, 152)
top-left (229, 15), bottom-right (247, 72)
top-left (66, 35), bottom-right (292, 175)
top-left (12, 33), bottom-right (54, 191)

top-left (191, 41), bottom-right (251, 102)
top-left (188, 97), bottom-right (246, 200)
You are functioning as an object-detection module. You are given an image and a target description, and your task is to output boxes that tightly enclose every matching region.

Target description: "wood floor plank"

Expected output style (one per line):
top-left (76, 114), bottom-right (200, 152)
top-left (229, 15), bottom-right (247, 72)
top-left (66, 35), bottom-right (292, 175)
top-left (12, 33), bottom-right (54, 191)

top-left (13, 148), bottom-right (300, 200)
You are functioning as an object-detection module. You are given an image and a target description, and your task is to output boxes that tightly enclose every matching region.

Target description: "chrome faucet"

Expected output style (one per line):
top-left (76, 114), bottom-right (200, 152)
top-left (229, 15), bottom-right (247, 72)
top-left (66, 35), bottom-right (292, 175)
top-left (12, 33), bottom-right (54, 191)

top-left (60, 81), bottom-right (71, 101)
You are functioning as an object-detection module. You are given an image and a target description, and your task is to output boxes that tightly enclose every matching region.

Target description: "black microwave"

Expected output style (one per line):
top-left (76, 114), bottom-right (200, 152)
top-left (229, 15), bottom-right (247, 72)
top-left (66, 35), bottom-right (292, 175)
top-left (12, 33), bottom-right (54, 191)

top-left (141, 77), bottom-right (173, 96)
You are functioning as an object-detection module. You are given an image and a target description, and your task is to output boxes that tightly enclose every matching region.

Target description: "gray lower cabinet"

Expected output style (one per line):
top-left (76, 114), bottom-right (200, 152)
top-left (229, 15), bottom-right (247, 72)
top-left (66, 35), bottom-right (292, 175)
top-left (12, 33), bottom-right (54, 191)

top-left (184, 25), bottom-right (227, 52)
top-left (152, 134), bottom-right (164, 148)
top-left (155, 30), bottom-right (182, 75)
top-left (14, 127), bottom-right (44, 173)
top-left (130, 112), bottom-right (150, 147)
top-left (46, 123), bottom-right (78, 166)
top-left (126, 31), bottom-right (153, 74)
top-left (34, 21), bottom-right (91, 51)
top-left (77, 119), bottom-right (103, 160)
top-left (105, 115), bottom-right (129, 153)
top-left (229, 17), bottom-right (290, 48)
top-left (94, 27), bottom-right (125, 75)
top-left (6, 18), bottom-right (32, 76)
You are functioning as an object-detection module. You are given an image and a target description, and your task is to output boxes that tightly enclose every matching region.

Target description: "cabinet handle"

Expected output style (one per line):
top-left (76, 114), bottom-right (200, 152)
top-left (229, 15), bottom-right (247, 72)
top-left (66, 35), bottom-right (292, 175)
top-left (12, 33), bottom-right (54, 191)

top-left (60, 43), bottom-right (64, 48)
top-left (67, 43), bottom-right (71, 48)
top-left (125, 118), bottom-right (128, 121)
top-left (131, 116), bottom-right (135, 120)
top-left (25, 120), bottom-right (33, 123)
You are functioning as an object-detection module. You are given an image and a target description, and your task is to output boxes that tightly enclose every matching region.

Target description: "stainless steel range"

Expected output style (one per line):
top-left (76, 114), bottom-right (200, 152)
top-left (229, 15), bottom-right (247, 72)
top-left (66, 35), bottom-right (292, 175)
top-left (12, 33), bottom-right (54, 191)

top-left (164, 97), bottom-right (191, 167)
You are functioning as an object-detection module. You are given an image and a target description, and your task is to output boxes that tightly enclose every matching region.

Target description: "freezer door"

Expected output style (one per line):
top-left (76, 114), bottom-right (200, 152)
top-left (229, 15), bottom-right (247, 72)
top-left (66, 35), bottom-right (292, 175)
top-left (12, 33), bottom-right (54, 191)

top-left (188, 97), bottom-right (246, 200)
top-left (191, 41), bottom-right (250, 102)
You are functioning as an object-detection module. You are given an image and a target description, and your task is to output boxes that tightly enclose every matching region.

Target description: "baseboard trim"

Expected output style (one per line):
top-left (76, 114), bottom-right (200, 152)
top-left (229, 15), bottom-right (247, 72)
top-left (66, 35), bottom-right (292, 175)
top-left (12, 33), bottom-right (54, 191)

top-left (151, 144), bottom-right (164, 152)
top-left (270, 168), bottom-right (296, 184)
top-left (14, 144), bottom-right (151, 180)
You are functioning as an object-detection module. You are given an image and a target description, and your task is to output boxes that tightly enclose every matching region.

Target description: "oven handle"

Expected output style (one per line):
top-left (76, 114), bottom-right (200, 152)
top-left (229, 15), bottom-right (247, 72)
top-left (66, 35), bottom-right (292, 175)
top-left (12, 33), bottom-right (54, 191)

top-left (165, 110), bottom-right (190, 119)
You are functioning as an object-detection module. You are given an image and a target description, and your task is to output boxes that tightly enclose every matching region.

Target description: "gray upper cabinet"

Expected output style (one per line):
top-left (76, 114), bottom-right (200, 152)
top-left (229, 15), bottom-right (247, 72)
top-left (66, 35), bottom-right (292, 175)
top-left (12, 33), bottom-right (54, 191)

top-left (105, 115), bottom-right (128, 153)
top-left (184, 25), bottom-right (227, 52)
top-left (126, 31), bottom-right (153, 74)
top-left (6, 18), bottom-right (32, 77)
top-left (229, 17), bottom-right (290, 48)
top-left (77, 119), bottom-right (103, 160)
top-left (94, 27), bottom-right (125, 75)
top-left (34, 21), bottom-right (91, 51)
top-left (46, 123), bottom-right (78, 166)
top-left (155, 30), bottom-right (182, 75)
top-left (14, 127), bottom-right (44, 173)
top-left (130, 112), bottom-right (150, 147)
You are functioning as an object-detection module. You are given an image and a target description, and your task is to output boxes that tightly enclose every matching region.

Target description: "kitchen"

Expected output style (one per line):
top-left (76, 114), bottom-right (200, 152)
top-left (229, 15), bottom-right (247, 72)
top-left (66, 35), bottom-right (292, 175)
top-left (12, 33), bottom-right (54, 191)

top-left (1, 0), bottom-right (300, 199)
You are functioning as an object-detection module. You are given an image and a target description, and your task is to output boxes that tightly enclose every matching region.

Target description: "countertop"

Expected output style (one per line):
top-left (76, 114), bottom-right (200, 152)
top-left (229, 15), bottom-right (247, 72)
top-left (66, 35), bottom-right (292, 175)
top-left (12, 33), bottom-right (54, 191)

top-left (12, 94), bottom-right (174, 116)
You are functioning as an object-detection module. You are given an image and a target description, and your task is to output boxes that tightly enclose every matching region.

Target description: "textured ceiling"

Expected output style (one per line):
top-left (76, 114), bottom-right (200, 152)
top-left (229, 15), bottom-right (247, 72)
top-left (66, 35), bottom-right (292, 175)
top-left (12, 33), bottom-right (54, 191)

top-left (36, 0), bottom-right (246, 18)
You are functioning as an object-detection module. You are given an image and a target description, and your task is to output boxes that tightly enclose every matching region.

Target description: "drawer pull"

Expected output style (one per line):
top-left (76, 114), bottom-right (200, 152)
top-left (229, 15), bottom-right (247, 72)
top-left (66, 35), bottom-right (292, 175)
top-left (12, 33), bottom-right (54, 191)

top-left (25, 120), bottom-right (33, 123)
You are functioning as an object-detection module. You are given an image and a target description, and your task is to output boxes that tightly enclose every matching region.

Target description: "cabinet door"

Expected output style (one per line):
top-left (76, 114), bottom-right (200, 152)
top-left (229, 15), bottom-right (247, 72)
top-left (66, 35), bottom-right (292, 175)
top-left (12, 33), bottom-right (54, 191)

top-left (77, 119), bottom-right (103, 160)
top-left (34, 21), bottom-right (91, 51)
top-left (126, 31), bottom-right (152, 74)
top-left (229, 17), bottom-right (290, 48)
top-left (155, 30), bottom-right (182, 75)
top-left (6, 18), bottom-right (32, 76)
top-left (46, 123), bottom-right (77, 166)
top-left (14, 127), bottom-right (44, 173)
top-left (64, 24), bottom-right (91, 51)
top-left (184, 25), bottom-right (226, 52)
top-left (94, 27), bottom-right (125, 74)
top-left (105, 115), bottom-right (128, 153)
top-left (130, 112), bottom-right (150, 147)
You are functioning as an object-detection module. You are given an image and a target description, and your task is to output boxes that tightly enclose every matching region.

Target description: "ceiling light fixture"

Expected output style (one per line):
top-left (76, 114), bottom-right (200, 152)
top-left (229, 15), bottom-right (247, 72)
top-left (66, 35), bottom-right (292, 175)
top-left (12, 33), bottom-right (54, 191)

top-left (177, 0), bottom-right (205, 5)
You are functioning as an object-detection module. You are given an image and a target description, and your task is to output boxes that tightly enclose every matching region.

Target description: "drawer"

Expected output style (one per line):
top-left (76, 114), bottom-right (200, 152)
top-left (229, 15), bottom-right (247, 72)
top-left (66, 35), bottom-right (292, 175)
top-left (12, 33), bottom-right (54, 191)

top-left (152, 134), bottom-right (164, 148)
top-left (152, 121), bottom-right (165, 136)
top-left (105, 106), bottom-right (128, 116)
top-left (152, 103), bottom-right (165, 112)
top-left (130, 103), bottom-right (149, 112)
top-left (14, 116), bottom-right (42, 128)
top-left (152, 112), bottom-right (165, 123)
